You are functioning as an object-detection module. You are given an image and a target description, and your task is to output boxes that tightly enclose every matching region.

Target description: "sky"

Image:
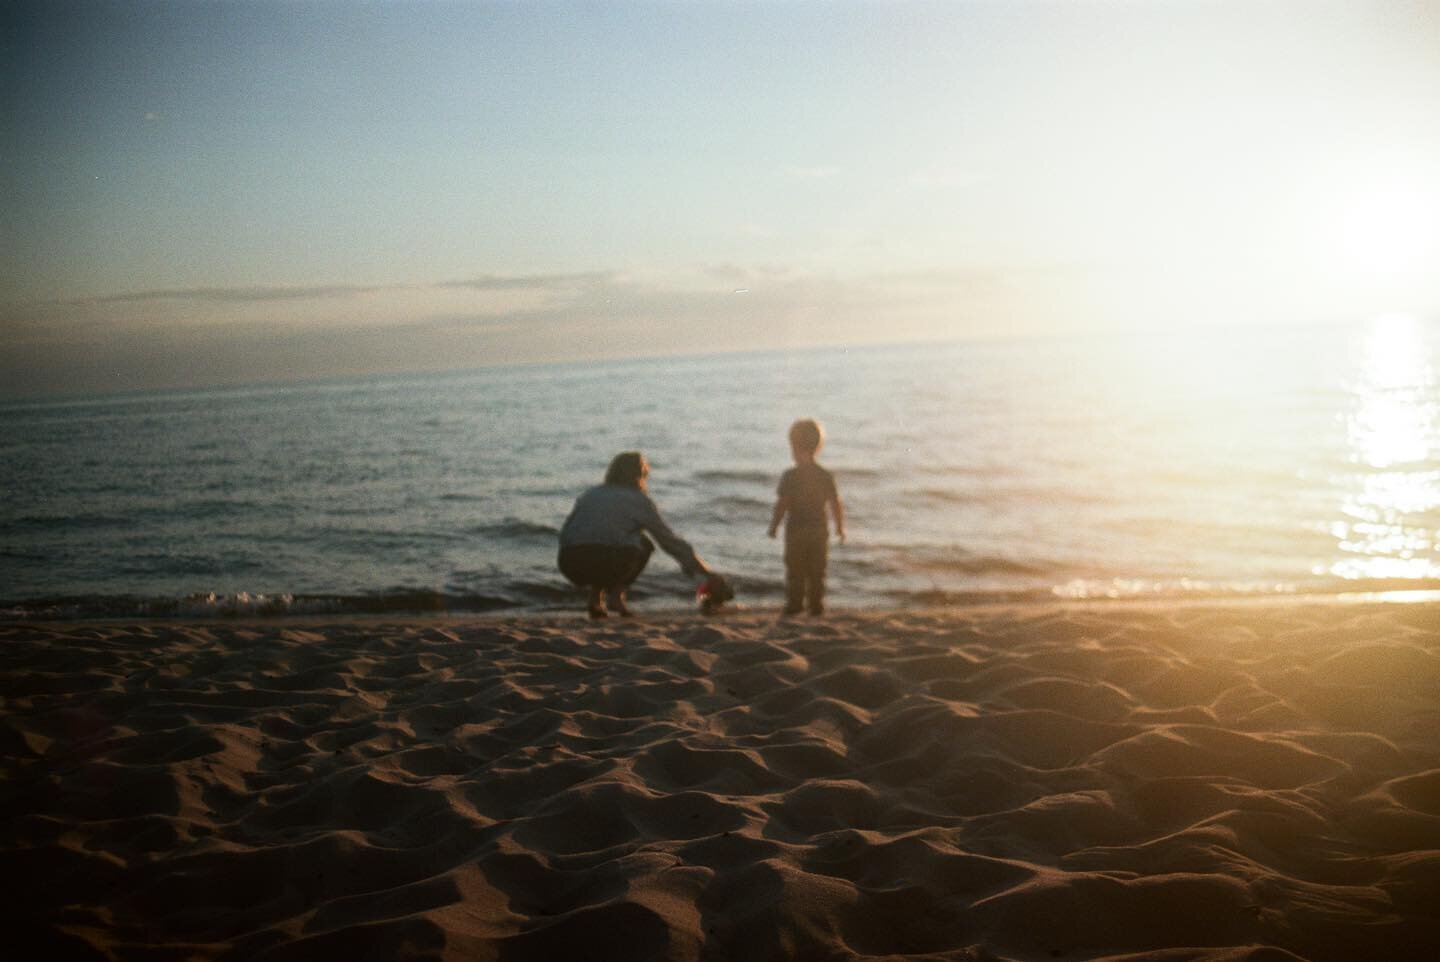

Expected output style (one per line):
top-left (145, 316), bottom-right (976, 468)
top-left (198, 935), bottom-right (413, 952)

top-left (3, 0), bottom-right (1439, 398)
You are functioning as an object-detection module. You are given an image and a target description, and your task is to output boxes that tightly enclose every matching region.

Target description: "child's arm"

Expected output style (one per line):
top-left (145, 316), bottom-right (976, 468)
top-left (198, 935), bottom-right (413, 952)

top-left (830, 494), bottom-right (846, 544)
top-left (767, 497), bottom-right (788, 539)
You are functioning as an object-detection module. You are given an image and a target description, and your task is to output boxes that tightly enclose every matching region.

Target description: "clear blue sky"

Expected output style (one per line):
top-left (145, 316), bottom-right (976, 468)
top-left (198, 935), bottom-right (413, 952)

top-left (4, 0), bottom-right (1438, 396)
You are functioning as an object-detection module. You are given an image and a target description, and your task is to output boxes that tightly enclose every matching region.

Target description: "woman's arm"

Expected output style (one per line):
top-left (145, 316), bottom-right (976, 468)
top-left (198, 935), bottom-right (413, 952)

top-left (637, 494), bottom-right (707, 576)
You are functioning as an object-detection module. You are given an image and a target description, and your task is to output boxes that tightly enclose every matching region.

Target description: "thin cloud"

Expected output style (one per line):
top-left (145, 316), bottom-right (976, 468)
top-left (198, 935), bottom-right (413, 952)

top-left (49, 271), bottom-right (620, 309)
top-left (76, 284), bottom-right (386, 305)
top-left (1, 263), bottom-right (1080, 398)
top-left (437, 271), bottom-right (617, 292)
top-left (702, 263), bottom-right (799, 286)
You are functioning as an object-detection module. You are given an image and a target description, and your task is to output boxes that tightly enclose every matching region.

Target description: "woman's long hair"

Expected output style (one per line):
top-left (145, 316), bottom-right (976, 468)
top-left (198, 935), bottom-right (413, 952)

top-left (604, 451), bottom-right (648, 488)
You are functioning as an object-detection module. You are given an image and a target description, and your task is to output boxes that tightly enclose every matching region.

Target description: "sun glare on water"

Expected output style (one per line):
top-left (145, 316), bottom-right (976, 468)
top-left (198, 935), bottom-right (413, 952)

top-left (1329, 314), bottom-right (1440, 582)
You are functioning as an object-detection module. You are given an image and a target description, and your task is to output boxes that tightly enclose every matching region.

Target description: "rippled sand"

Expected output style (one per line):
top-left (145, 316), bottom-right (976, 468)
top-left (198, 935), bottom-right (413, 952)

top-left (3, 602), bottom-right (1439, 961)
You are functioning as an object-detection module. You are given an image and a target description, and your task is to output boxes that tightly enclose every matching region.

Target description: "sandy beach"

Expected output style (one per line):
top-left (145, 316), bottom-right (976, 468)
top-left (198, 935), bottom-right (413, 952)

top-left (3, 600), bottom-right (1438, 961)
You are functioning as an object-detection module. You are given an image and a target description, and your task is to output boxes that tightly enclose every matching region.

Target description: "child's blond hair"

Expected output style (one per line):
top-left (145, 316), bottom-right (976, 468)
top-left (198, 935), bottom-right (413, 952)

top-left (788, 418), bottom-right (824, 456)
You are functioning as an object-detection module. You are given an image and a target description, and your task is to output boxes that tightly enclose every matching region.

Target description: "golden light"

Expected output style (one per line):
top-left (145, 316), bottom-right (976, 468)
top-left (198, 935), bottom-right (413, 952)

top-left (1329, 314), bottom-right (1440, 582)
top-left (1287, 157), bottom-right (1440, 312)
top-left (1349, 314), bottom-right (1434, 468)
top-left (1334, 178), bottom-right (1439, 279)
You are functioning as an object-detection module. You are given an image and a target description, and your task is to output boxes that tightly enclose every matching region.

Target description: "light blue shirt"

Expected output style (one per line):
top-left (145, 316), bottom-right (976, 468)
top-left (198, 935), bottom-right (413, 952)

top-left (559, 484), bottom-right (700, 573)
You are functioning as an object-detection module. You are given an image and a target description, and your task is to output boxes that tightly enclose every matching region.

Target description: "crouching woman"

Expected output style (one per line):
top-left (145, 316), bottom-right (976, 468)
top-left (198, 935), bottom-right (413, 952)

top-left (558, 451), bottom-right (709, 619)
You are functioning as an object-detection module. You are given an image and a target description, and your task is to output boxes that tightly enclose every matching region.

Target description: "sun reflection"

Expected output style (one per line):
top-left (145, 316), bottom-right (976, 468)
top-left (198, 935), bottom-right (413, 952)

top-left (1328, 315), bottom-right (1440, 582)
top-left (1349, 314), bottom-right (1434, 468)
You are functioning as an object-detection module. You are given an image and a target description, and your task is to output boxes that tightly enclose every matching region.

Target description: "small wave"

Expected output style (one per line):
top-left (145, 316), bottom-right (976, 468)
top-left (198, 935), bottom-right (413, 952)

top-left (880, 586), bottom-right (1063, 606)
top-left (4, 499), bottom-right (267, 533)
top-left (726, 574), bottom-right (785, 597)
top-left (693, 469), bottom-right (773, 485)
top-left (0, 592), bottom-right (296, 621)
top-left (857, 544), bottom-right (1052, 577)
top-left (1051, 578), bottom-right (1249, 600)
top-left (873, 576), bottom-right (1440, 607)
top-left (710, 495), bottom-right (771, 511)
top-left (0, 588), bottom-right (524, 621)
top-left (694, 466), bottom-right (879, 486)
top-left (0, 548), bottom-right (48, 563)
top-left (826, 554), bottom-right (904, 577)
top-left (914, 488), bottom-right (972, 505)
top-left (469, 518), bottom-right (560, 541)
top-left (3, 512), bottom-right (131, 532)
top-left (512, 485), bottom-right (573, 498)
top-left (504, 580), bottom-right (579, 602)
top-left (913, 462), bottom-right (1025, 480)
top-left (299, 526), bottom-right (473, 552)
top-left (912, 555), bottom-right (1050, 576)
top-left (913, 485), bottom-right (1114, 507)
top-left (1042, 576), bottom-right (1440, 601)
top-left (693, 495), bottom-right (772, 524)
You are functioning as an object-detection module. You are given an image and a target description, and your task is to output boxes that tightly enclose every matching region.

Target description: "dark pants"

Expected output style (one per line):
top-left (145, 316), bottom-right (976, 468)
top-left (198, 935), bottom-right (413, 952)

top-left (784, 529), bottom-right (828, 614)
top-left (558, 540), bottom-right (653, 590)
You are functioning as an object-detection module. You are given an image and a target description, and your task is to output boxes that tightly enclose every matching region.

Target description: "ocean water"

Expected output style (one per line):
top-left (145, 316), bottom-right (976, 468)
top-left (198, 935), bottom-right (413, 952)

top-left (2, 318), bottom-right (1438, 619)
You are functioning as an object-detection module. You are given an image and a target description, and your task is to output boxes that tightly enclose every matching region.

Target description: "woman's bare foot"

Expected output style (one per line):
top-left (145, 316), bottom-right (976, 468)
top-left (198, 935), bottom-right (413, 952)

top-left (587, 587), bottom-right (608, 620)
top-left (607, 589), bottom-right (633, 617)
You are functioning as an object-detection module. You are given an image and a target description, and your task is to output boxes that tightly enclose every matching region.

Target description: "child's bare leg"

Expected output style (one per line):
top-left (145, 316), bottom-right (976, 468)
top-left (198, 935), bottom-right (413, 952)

top-left (806, 576), bottom-right (824, 616)
top-left (783, 566), bottom-right (804, 615)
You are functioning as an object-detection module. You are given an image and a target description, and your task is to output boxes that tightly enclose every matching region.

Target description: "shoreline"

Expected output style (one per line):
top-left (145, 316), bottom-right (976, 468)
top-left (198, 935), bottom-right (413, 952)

top-left (6, 586), bottom-right (1440, 630)
top-left (5, 598), bottom-right (1438, 960)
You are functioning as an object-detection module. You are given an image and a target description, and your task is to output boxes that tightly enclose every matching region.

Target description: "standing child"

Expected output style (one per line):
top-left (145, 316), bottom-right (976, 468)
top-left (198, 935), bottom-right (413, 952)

top-left (768, 418), bottom-right (845, 615)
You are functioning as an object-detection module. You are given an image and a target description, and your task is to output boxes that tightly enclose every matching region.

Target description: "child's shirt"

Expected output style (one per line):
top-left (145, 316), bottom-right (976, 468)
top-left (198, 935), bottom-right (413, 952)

top-left (777, 463), bottom-right (838, 538)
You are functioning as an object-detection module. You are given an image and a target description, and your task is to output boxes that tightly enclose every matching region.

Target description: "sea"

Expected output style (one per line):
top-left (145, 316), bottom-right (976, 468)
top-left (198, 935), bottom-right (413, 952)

top-left (2, 317), bottom-right (1438, 620)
